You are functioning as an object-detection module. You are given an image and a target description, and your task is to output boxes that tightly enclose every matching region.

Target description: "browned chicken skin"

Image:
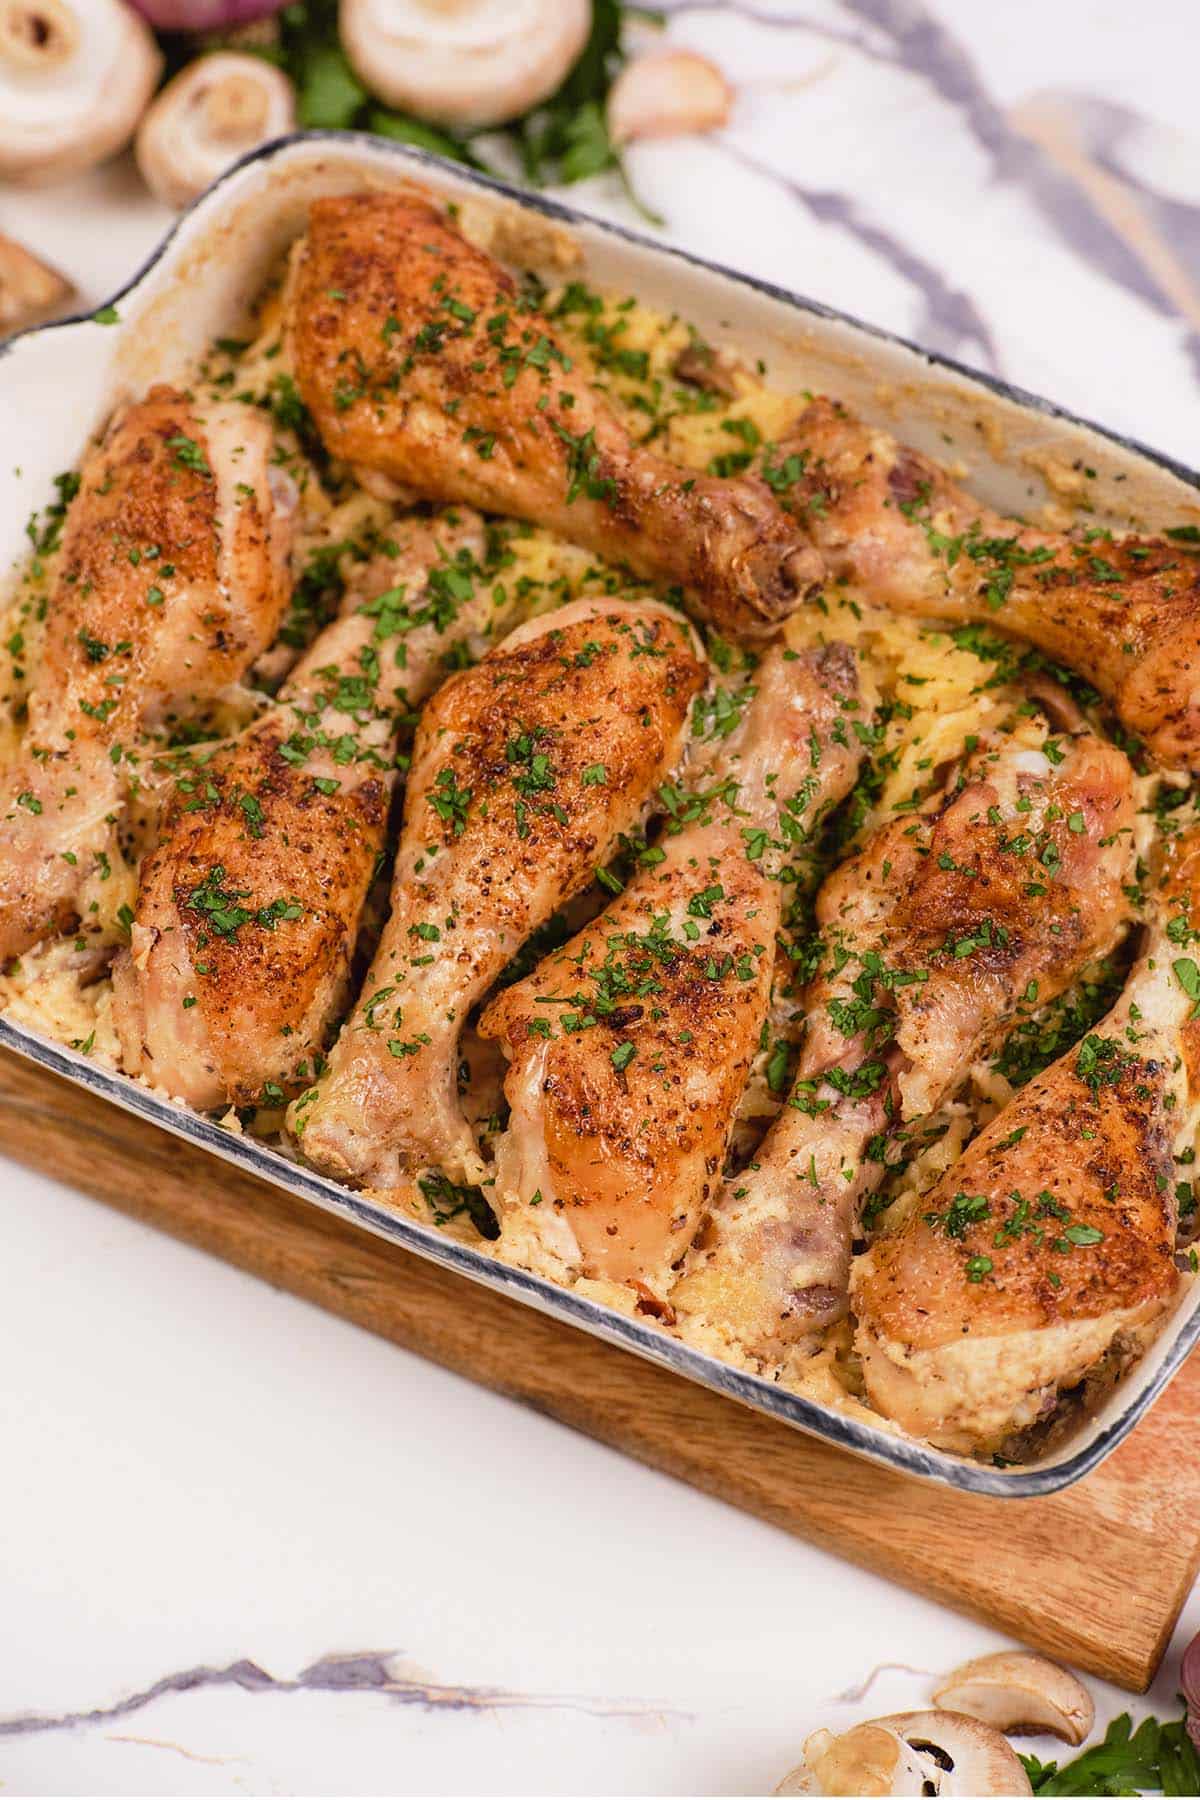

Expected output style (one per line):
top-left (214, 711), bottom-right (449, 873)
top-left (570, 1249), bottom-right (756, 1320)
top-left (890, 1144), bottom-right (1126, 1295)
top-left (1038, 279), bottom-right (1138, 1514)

top-left (111, 510), bottom-right (490, 1108)
top-left (479, 642), bottom-right (864, 1306)
top-left (287, 192), bottom-right (822, 640)
top-left (0, 387), bottom-right (294, 962)
top-left (673, 720), bottom-right (1137, 1363)
top-left (853, 830), bottom-right (1200, 1455)
top-left (10, 180), bottom-right (1196, 1465)
top-left (289, 598), bottom-right (708, 1191)
top-left (782, 397), bottom-right (1200, 768)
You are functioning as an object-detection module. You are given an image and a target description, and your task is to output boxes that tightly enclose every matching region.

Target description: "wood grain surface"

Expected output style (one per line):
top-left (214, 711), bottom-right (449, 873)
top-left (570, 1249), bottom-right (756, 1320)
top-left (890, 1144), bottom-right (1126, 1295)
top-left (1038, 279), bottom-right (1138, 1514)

top-left (2, 1044), bottom-right (1197, 1692)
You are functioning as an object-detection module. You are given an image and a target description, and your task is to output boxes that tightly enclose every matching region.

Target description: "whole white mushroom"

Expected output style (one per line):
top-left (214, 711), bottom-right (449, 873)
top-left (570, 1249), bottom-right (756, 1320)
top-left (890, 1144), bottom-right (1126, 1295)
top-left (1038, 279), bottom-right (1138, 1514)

top-left (339, 0), bottom-right (592, 129)
top-left (135, 52), bottom-right (296, 209)
top-left (0, 0), bottom-right (162, 184)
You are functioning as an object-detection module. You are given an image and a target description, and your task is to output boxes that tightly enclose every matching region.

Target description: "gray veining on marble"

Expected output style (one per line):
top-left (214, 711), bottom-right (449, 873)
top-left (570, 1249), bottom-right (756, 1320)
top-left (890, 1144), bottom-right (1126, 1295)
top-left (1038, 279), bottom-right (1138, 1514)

top-left (0, 1650), bottom-right (683, 1740)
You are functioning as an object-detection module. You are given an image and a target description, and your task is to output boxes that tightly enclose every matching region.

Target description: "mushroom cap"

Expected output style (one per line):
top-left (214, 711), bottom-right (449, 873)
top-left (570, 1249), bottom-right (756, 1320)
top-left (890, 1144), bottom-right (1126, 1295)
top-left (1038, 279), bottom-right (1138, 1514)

top-left (0, 0), bottom-right (162, 184)
top-left (792, 1711), bottom-right (1033, 1796)
top-left (135, 52), bottom-right (296, 210)
top-left (932, 1652), bottom-right (1095, 1747)
top-left (607, 47), bottom-right (732, 147)
top-left (0, 230), bottom-right (74, 338)
top-left (339, 0), bottom-right (592, 129)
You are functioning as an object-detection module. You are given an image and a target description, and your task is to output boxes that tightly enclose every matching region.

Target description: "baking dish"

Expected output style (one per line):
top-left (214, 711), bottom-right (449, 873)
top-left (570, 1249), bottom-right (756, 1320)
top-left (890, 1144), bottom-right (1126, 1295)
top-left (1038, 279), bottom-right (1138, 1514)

top-left (2, 131), bottom-right (1198, 1498)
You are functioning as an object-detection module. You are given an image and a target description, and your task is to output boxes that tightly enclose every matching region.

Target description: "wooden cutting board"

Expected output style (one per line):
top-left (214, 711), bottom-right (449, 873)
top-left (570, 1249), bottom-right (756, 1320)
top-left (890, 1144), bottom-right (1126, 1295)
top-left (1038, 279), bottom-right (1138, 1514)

top-left (3, 1045), bottom-right (1197, 1693)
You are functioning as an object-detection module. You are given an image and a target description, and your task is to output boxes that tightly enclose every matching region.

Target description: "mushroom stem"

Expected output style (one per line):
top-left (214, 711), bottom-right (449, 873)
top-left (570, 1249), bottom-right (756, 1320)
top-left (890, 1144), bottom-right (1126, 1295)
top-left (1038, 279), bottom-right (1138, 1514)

top-left (0, 0), bottom-right (79, 68)
top-left (203, 70), bottom-right (270, 140)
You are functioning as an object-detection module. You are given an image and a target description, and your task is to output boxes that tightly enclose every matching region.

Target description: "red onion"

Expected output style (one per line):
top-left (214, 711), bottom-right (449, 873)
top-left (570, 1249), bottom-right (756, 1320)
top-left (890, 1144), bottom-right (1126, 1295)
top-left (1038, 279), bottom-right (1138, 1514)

top-left (126, 0), bottom-right (289, 29)
top-left (1183, 1627), bottom-right (1200, 1750)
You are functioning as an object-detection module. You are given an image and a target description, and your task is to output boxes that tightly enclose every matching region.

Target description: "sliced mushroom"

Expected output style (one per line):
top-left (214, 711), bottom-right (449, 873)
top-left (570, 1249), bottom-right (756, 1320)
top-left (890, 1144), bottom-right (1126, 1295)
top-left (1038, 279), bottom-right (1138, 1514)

top-left (339, 0), bottom-right (591, 129)
top-left (932, 1652), bottom-right (1095, 1747)
top-left (0, 231), bottom-right (74, 338)
top-left (0, 0), bottom-right (161, 184)
top-left (672, 337), bottom-right (741, 399)
top-left (135, 52), bottom-right (296, 210)
top-left (778, 1711), bottom-right (1032, 1796)
top-left (607, 48), bottom-right (733, 148)
top-left (1021, 673), bottom-right (1089, 734)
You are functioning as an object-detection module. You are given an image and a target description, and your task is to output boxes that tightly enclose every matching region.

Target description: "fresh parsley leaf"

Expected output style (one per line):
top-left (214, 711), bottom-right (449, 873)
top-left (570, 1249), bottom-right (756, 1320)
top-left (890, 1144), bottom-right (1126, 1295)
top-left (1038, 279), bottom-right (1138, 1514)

top-left (267, 0), bottom-right (639, 205)
top-left (296, 41), bottom-right (366, 128)
top-left (559, 99), bottom-right (616, 183)
top-left (417, 1170), bottom-right (499, 1240)
top-left (367, 107), bottom-right (493, 172)
top-left (1021, 1709), bottom-right (1200, 1796)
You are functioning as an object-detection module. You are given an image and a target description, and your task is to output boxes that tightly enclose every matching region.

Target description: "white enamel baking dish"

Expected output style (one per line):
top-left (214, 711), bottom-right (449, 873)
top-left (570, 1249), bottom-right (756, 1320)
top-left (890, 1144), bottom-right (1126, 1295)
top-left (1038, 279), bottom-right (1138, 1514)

top-left (3, 132), bottom-right (1198, 1498)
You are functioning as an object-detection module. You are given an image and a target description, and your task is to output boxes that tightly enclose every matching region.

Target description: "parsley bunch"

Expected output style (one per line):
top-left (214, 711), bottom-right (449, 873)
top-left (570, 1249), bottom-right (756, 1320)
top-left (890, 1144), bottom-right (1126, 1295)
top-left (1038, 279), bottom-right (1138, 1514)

top-left (1021, 1708), bottom-right (1200, 1795)
top-left (244, 0), bottom-right (653, 212)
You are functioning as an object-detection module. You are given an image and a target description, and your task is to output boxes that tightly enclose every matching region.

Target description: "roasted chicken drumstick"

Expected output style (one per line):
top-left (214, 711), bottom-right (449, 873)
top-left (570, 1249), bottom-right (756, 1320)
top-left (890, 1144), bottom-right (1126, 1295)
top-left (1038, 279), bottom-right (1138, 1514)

top-left (287, 192), bottom-right (821, 640)
top-left (781, 397), bottom-right (1200, 768)
top-left (479, 641), bottom-right (865, 1307)
top-left (112, 510), bottom-right (490, 1108)
top-left (853, 829), bottom-right (1200, 1455)
top-left (673, 719), bottom-right (1136, 1363)
top-left (290, 597), bottom-right (707, 1192)
top-left (0, 387), bottom-right (294, 963)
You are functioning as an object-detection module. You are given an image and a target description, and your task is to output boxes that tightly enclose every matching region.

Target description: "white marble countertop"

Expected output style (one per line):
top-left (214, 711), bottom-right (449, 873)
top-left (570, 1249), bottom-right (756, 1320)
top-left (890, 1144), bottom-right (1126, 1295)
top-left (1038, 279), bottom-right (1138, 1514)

top-left (2, 2), bottom-right (1199, 1793)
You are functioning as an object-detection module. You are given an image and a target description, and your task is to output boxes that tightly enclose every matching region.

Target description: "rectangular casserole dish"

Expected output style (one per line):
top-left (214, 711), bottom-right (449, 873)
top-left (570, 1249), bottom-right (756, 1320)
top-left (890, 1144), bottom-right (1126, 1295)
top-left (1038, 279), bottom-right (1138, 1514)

top-left (2, 130), bottom-right (1197, 1498)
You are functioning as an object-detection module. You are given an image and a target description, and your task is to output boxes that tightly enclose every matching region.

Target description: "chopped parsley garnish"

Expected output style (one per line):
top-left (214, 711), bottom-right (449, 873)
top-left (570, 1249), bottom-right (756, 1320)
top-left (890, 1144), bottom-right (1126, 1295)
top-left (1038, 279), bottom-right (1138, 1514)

top-left (167, 434), bottom-right (211, 478)
top-left (430, 766), bottom-right (472, 836)
top-left (1075, 1033), bottom-right (1134, 1094)
top-left (184, 865), bottom-right (301, 939)
top-left (553, 422), bottom-right (617, 506)
top-left (926, 1191), bottom-right (991, 1239)
top-left (418, 1170), bottom-right (499, 1240)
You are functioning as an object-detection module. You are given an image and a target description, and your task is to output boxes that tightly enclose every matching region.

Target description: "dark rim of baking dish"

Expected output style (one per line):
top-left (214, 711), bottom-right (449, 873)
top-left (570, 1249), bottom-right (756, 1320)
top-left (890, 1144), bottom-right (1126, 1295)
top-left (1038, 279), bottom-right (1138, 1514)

top-left (5, 1012), bottom-right (1198, 1499)
top-left (2, 131), bottom-right (1198, 1500)
top-left (6, 129), bottom-right (1200, 501)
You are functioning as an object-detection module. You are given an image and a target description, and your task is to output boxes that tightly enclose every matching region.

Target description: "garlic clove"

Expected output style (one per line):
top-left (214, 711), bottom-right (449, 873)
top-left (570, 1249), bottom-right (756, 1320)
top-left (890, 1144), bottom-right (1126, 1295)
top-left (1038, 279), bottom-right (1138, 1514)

top-left (0, 231), bottom-right (74, 339)
top-left (135, 52), bottom-right (296, 210)
top-left (607, 48), bottom-right (732, 148)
